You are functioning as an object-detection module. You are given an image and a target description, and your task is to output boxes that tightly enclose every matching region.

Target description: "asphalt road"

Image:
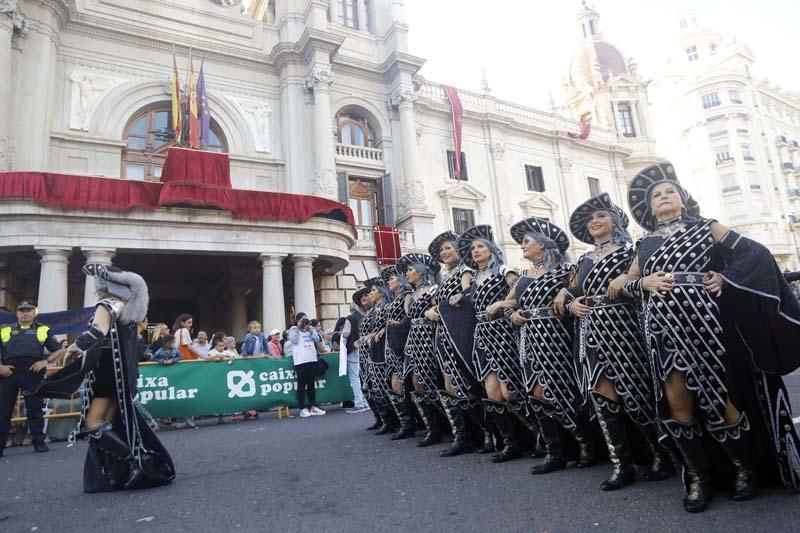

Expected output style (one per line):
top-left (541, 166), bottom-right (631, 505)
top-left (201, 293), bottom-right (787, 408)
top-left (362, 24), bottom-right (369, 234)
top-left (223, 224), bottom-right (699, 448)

top-left (2, 372), bottom-right (799, 533)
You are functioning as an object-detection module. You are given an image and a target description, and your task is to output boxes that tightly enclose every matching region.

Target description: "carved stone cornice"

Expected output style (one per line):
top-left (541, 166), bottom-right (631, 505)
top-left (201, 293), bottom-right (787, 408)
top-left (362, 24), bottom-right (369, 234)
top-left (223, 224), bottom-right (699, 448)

top-left (298, 27), bottom-right (344, 64)
top-left (389, 87), bottom-right (416, 109)
top-left (306, 66), bottom-right (334, 92)
top-left (381, 51), bottom-right (426, 82)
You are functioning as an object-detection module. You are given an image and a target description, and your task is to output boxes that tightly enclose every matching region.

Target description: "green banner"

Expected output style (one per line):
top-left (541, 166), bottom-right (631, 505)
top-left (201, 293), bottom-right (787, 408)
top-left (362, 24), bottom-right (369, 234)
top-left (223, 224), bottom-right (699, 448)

top-left (135, 354), bottom-right (353, 417)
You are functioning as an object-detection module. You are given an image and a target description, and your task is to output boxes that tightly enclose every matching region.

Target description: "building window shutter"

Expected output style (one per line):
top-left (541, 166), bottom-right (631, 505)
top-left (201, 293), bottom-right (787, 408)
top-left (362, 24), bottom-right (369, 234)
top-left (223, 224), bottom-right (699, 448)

top-left (337, 172), bottom-right (348, 204)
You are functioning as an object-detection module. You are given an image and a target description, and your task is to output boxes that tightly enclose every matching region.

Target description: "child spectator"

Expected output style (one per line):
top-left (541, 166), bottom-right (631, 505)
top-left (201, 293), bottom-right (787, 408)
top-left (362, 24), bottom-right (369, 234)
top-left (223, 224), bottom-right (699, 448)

top-left (242, 321), bottom-right (268, 357)
top-left (153, 335), bottom-right (180, 365)
top-left (267, 329), bottom-right (283, 359)
top-left (207, 338), bottom-right (237, 362)
top-left (223, 336), bottom-right (239, 357)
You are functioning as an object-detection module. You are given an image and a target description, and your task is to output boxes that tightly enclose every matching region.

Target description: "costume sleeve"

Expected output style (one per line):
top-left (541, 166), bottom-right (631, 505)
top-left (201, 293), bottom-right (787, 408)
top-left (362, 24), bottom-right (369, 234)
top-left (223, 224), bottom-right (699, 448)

top-left (43, 328), bottom-right (62, 353)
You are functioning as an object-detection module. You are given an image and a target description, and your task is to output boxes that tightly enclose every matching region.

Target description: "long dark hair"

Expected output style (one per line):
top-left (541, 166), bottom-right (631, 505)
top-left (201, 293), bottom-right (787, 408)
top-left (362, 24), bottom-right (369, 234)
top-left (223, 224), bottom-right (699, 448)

top-left (173, 313), bottom-right (192, 333)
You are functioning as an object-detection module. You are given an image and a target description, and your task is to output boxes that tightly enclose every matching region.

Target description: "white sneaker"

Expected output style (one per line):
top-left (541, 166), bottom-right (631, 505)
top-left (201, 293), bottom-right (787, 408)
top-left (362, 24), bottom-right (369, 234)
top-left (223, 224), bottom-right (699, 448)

top-left (310, 406), bottom-right (326, 416)
top-left (299, 408), bottom-right (311, 418)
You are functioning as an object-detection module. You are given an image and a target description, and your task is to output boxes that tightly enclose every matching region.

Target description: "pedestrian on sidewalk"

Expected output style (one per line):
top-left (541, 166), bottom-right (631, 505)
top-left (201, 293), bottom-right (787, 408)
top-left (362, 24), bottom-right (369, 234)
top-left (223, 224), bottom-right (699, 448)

top-left (289, 313), bottom-right (325, 418)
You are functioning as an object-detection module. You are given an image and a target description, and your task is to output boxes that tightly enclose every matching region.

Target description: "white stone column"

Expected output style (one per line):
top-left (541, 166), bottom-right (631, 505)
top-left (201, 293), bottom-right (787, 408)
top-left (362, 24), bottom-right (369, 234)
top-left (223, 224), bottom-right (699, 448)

top-left (36, 248), bottom-right (70, 313)
top-left (396, 89), bottom-right (419, 185)
top-left (356, 0), bottom-right (368, 31)
top-left (306, 67), bottom-right (338, 199)
top-left (0, 11), bottom-right (14, 170)
top-left (630, 102), bottom-right (643, 137)
top-left (230, 285), bottom-right (248, 338)
top-left (292, 255), bottom-right (317, 319)
top-left (260, 254), bottom-right (287, 331)
top-left (82, 248), bottom-right (115, 307)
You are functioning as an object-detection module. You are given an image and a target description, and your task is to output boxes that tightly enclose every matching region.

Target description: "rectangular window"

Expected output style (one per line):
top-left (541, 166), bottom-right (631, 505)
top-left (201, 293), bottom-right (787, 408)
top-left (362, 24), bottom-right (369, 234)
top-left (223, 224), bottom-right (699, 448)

top-left (748, 173), bottom-right (761, 190)
top-left (125, 164), bottom-right (146, 180)
top-left (729, 89), bottom-right (743, 104)
top-left (587, 176), bottom-right (601, 197)
top-left (741, 143), bottom-right (753, 161)
top-left (452, 208), bottom-right (475, 235)
top-left (337, 0), bottom-right (357, 28)
top-left (720, 173), bottom-right (739, 192)
top-left (617, 103), bottom-right (636, 137)
top-left (447, 150), bottom-right (468, 180)
top-left (687, 46), bottom-right (699, 62)
top-left (702, 92), bottom-right (721, 109)
top-left (715, 146), bottom-right (733, 164)
top-left (524, 165), bottom-right (545, 192)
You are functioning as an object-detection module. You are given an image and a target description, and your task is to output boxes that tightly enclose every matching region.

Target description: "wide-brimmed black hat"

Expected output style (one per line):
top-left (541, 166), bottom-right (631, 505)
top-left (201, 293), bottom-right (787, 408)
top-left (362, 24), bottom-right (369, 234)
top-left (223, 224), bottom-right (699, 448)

top-left (569, 193), bottom-right (629, 244)
top-left (397, 253), bottom-right (441, 276)
top-left (509, 217), bottom-right (570, 253)
top-left (364, 277), bottom-right (384, 290)
top-left (352, 287), bottom-right (370, 306)
top-left (628, 163), bottom-right (700, 232)
top-left (457, 225), bottom-right (498, 269)
top-left (427, 231), bottom-right (460, 264)
top-left (380, 265), bottom-right (402, 284)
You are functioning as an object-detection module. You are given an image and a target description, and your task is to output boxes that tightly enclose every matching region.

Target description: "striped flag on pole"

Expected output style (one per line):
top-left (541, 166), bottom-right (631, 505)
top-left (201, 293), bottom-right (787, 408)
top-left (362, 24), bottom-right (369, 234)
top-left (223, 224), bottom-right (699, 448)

top-left (187, 50), bottom-right (200, 149)
top-left (197, 60), bottom-right (210, 150)
top-left (171, 48), bottom-right (182, 144)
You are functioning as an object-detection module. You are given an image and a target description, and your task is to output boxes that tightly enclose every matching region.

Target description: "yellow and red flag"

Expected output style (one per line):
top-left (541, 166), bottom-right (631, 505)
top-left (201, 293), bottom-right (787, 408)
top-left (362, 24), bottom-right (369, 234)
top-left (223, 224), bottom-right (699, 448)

top-left (187, 50), bottom-right (200, 149)
top-left (171, 49), bottom-right (182, 144)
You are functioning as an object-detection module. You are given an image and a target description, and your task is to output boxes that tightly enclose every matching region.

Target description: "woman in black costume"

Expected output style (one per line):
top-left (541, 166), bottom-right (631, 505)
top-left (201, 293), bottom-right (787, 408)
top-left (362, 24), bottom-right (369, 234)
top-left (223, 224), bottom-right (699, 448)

top-left (555, 194), bottom-right (671, 490)
top-left (398, 253), bottom-right (443, 447)
top-left (35, 264), bottom-right (174, 493)
top-left (610, 163), bottom-right (800, 512)
top-left (362, 277), bottom-right (398, 435)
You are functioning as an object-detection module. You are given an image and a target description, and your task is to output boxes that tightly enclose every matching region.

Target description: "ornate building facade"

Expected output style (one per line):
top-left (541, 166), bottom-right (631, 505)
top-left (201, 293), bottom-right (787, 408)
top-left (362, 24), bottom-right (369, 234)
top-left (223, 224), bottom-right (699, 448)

top-left (649, 11), bottom-right (800, 269)
top-left (0, 0), bottom-right (657, 333)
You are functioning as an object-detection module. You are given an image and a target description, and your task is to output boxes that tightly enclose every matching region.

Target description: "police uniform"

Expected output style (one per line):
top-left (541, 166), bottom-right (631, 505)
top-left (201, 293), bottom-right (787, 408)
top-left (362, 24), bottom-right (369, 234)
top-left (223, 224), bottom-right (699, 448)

top-left (0, 309), bottom-right (62, 453)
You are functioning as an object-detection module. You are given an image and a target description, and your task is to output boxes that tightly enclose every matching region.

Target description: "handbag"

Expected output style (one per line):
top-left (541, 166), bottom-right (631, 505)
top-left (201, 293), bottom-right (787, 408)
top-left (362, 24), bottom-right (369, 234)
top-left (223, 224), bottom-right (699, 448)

top-left (315, 357), bottom-right (329, 377)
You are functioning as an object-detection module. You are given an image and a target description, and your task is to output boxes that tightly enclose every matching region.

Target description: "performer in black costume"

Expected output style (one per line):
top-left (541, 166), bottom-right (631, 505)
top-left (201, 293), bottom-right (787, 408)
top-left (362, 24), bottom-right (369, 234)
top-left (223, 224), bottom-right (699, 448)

top-left (610, 163), bottom-right (800, 512)
top-left (350, 286), bottom-right (381, 430)
top-left (362, 277), bottom-right (398, 435)
top-left (380, 266), bottom-right (416, 440)
top-left (397, 253), bottom-right (443, 447)
top-left (35, 264), bottom-right (174, 493)
top-left (555, 194), bottom-right (671, 490)
top-left (448, 225), bottom-right (524, 463)
top-left (498, 217), bottom-right (596, 474)
top-left (428, 231), bottom-right (494, 457)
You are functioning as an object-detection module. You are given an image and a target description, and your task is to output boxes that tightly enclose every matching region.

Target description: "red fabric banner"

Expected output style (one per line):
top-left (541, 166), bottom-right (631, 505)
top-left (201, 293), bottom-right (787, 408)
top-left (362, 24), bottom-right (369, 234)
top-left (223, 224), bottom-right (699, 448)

top-left (567, 120), bottom-right (591, 140)
top-left (373, 225), bottom-right (402, 266)
top-left (442, 85), bottom-right (464, 180)
top-left (158, 147), bottom-right (233, 209)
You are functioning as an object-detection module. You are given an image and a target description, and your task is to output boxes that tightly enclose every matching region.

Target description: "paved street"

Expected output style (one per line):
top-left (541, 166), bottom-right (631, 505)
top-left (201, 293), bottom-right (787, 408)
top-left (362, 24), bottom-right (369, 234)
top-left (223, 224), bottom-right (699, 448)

top-left (1, 373), bottom-right (799, 533)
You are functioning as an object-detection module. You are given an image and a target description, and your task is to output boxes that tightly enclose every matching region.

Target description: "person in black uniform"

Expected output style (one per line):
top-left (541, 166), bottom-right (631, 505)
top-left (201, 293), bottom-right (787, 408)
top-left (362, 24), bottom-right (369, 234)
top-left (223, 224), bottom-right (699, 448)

top-left (0, 302), bottom-right (64, 456)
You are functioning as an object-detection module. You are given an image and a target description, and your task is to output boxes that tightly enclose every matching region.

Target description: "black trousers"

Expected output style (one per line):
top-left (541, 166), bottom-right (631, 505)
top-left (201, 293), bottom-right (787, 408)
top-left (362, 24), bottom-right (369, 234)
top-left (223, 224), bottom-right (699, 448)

top-left (295, 362), bottom-right (318, 410)
top-left (0, 367), bottom-right (46, 446)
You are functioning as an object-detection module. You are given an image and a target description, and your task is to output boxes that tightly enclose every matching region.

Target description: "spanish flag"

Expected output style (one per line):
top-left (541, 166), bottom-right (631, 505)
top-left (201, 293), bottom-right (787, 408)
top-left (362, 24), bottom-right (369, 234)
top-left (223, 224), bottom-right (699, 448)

top-left (187, 50), bottom-right (200, 149)
top-left (171, 49), bottom-right (182, 144)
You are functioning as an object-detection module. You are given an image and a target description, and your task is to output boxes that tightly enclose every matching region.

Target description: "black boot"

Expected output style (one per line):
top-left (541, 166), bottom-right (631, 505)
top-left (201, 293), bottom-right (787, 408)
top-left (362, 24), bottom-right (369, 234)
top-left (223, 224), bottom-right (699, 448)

top-left (484, 400), bottom-right (523, 463)
top-left (439, 392), bottom-right (472, 457)
top-left (664, 419), bottom-right (713, 513)
top-left (640, 423), bottom-right (674, 482)
top-left (33, 439), bottom-right (49, 453)
top-left (571, 410), bottom-right (596, 469)
top-left (373, 396), bottom-right (399, 435)
top-left (365, 397), bottom-right (382, 431)
top-left (708, 413), bottom-right (756, 502)
top-left (464, 400), bottom-right (495, 454)
top-left (389, 391), bottom-right (415, 440)
top-left (412, 393), bottom-right (442, 447)
top-left (84, 423), bottom-right (143, 490)
top-left (531, 407), bottom-right (567, 475)
top-left (509, 398), bottom-right (546, 458)
top-left (592, 392), bottom-right (635, 491)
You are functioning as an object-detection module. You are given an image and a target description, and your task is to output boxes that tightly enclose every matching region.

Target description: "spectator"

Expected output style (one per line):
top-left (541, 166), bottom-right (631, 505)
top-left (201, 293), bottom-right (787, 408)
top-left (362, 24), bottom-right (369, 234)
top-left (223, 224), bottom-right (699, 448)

top-left (310, 319), bottom-right (330, 353)
top-left (192, 331), bottom-right (211, 359)
top-left (173, 314), bottom-right (200, 361)
top-left (331, 317), bottom-right (346, 353)
top-left (147, 322), bottom-right (169, 360)
top-left (289, 312), bottom-right (325, 418)
top-left (282, 330), bottom-right (293, 358)
top-left (210, 331), bottom-right (226, 347)
top-left (342, 289), bottom-right (370, 413)
top-left (242, 321), bottom-right (268, 357)
top-left (136, 317), bottom-right (150, 362)
top-left (152, 335), bottom-right (180, 365)
top-left (207, 338), bottom-right (237, 362)
top-left (267, 329), bottom-right (283, 358)
top-left (223, 336), bottom-right (239, 357)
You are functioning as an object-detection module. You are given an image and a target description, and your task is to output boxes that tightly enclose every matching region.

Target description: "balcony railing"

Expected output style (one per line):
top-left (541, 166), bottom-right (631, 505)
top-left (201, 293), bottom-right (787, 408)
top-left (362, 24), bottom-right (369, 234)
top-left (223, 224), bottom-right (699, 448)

top-left (722, 185), bottom-right (741, 193)
top-left (715, 157), bottom-right (734, 166)
top-left (782, 162), bottom-right (795, 173)
top-left (776, 135), bottom-right (789, 146)
top-left (354, 226), bottom-right (417, 252)
top-left (335, 143), bottom-right (384, 165)
top-left (790, 140), bottom-right (800, 152)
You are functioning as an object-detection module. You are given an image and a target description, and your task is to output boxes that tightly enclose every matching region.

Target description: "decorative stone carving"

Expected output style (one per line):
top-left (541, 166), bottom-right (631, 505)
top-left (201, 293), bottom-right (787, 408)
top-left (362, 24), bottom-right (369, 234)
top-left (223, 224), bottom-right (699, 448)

top-left (69, 71), bottom-right (127, 131)
top-left (1, 0), bottom-right (26, 35)
top-left (490, 140), bottom-right (506, 160)
top-left (313, 168), bottom-right (337, 198)
top-left (306, 67), bottom-right (334, 92)
top-left (615, 168), bottom-right (627, 182)
top-left (390, 88), bottom-right (416, 108)
top-left (558, 156), bottom-right (573, 173)
top-left (226, 96), bottom-right (272, 153)
top-left (398, 179), bottom-right (428, 214)
top-left (391, 0), bottom-right (405, 22)
top-left (211, 0), bottom-right (242, 6)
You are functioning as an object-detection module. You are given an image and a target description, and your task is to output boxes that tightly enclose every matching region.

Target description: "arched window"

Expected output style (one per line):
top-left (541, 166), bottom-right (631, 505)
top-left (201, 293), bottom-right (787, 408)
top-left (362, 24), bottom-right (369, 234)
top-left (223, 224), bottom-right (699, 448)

top-left (336, 112), bottom-right (376, 148)
top-left (122, 104), bottom-right (227, 180)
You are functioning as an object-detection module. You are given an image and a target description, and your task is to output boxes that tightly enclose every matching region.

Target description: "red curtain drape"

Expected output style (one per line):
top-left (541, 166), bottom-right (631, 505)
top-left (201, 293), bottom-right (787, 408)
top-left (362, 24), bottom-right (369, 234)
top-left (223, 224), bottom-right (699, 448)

top-left (158, 147), bottom-right (233, 209)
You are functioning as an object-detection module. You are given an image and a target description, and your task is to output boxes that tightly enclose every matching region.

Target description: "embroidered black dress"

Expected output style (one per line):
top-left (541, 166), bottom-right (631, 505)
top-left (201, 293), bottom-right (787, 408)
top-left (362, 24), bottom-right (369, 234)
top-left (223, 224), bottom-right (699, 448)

top-left (517, 265), bottom-right (581, 428)
top-left (436, 267), bottom-right (479, 401)
top-left (575, 247), bottom-right (656, 427)
top-left (384, 289), bottom-right (411, 378)
top-left (358, 306), bottom-right (377, 399)
top-left (402, 284), bottom-right (441, 401)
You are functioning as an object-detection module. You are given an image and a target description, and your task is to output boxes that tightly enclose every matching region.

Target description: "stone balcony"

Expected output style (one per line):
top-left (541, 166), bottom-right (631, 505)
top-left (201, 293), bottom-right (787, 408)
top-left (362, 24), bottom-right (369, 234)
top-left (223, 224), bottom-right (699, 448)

top-left (352, 225), bottom-right (419, 255)
top-left (335, 143), bottom-right (385, 169)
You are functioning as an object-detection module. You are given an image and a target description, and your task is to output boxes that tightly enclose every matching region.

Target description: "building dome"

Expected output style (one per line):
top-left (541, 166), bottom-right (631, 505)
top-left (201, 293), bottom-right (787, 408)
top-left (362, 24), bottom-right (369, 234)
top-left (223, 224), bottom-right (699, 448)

top-left (569, 40), bottom-right (627, 89)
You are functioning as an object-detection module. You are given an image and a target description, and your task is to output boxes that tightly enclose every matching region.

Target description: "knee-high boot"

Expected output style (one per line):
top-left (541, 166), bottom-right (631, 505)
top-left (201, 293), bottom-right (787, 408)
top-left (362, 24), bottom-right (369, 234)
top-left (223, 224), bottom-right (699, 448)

top-left (530, 400), bottom-right (567, 475)
top-left (664, 419), bottom-right (713, 513)
top-left (484, 399), bottom-right (522, 463)
top-left (508, 397), bottom-right (546, 458)
top-left (83, 423), bottom-right (143, 490)
top-left (365, 396), bottom-right (382, 431)
top-left (439, 392), bottom-right (472, 457)
top-left (591, 392), bottom-right (635, 491)
top-left (388, 390), bottom-right (415, 440)
top-left (708, 413), bottom-right (756, 502)
top-left (465, 400), bottom-right (495, 454)
top-left (373, 394), bottom-right (399, 436)
top-left (639, 422), bottom-right (674, 481)
top-left (570, 409), bottom-right (597, 468)
top-left (412, 392), bottom-right (442, 447)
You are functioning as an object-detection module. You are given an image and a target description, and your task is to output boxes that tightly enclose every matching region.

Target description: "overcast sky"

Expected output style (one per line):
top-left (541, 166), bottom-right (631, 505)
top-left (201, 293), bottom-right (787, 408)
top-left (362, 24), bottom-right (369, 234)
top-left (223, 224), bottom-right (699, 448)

top-left (405, 0), bottom-right (800, 111)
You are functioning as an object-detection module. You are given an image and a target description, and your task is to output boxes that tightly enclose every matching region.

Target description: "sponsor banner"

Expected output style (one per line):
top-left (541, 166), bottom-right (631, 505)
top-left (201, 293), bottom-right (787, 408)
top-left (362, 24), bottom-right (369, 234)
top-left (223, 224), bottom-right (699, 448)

top-left (136, 354), bottom-right (353, 417)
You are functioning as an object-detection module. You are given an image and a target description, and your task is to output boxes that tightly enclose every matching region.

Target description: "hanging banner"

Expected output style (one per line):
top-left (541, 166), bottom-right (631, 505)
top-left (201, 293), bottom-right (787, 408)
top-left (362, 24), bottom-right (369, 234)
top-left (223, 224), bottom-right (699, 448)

top-left (135, 354), bottom-right (353, 418)
top-left (441, 85), bottom-right (464, 180)
top-left (0, 307), bottom-right (94, 335)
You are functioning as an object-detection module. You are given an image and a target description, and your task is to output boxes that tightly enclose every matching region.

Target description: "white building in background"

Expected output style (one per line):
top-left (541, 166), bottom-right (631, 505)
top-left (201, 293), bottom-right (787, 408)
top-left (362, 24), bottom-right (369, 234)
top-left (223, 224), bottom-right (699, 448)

top-left (649, 12), bottom-right (800, 269)
top-left (0, 0), bottom-right (658, 333)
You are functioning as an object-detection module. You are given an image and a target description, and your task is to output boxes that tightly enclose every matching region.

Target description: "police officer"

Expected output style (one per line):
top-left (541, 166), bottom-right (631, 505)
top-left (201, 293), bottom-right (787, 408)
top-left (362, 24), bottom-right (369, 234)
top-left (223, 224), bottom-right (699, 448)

top-left (0, 302), bottom-right (64, 456)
